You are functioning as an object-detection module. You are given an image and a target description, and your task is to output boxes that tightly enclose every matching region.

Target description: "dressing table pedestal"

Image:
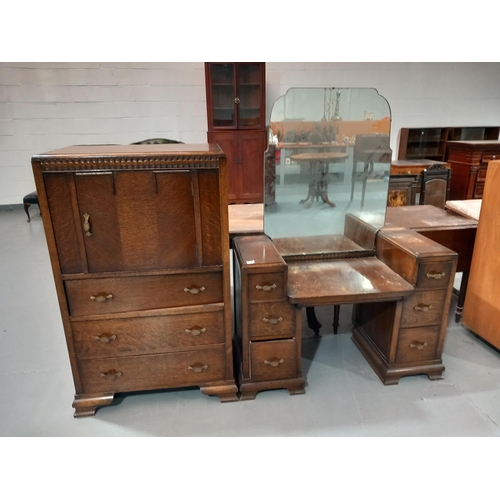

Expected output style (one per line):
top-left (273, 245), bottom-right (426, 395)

top-left (353, 229), bottom-right (458, 384)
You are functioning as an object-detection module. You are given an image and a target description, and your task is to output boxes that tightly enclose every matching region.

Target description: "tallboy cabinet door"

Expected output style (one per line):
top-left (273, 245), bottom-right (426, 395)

top-left (74, 171), bottom-right (199, 273)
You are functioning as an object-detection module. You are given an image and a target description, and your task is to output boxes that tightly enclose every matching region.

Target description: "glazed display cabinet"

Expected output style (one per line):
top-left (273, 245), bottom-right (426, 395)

top-left (205, 62), bottom-right (267, 204)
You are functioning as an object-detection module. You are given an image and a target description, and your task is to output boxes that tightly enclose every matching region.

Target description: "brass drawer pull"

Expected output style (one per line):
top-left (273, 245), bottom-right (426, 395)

top-left (83, 213), bottom-right (92, 237)
top-left (94, 334), bottom-right (117, 343)
top-left (255, 283), bottom-right (277, 292)
top-left (426, 272), bottom-right (445, 280)
top-left (409, 341), bottom-right (428, 350)
top-left (264, 358), bottom-right (284, 367)
top-left (414, 304), bottom-right (433, 312)
top-left (188, 363), bottom-right (209, 373)
top-left (100, 370), bottom-right (122, 380)
top-left (262, 316), bottom-right (283, 325)
top-left (90, 293), bottom-right (114, 302)
top-left (185, 327), bottom-right (206, 336)
top-left (184, 286), bottom-right (206, 294)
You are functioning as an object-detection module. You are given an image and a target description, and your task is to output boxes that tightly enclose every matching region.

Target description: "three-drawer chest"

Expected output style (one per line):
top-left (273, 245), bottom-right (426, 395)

top-left (32, 144), bottom-right (238, 416)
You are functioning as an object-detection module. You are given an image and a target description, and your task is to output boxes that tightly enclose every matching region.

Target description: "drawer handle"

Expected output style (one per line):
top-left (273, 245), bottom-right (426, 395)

top-left (184, 286), bottom-right (206, 294)
top-left (262, 316), bottom-right (283, 325)
top-left (414, 304), bottom-right (433, 312)
top-left (185, 327), bottom-right (206, 336)
top-left (94, 334), bottom-right (117, 343)
top-left (409, 341), bottom-right (428, 350)
top-left (264, 358), bottom-right (284, 367)
top-left (255, 283), bottom-right (277, 292)
top-left (100, 370), bottom-right (122, 380)
top-left (90, 293), bottom-right (114, 303)
top-left (426, 272), bottom-right (446, 280)
top-left (188, 363), bottom-right (209, 373)
top-left (83, 213), bottom-right (92, 237)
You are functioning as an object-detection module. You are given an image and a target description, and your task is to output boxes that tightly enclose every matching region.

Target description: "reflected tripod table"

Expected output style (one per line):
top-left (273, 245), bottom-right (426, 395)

top-left (290, 152), bottom-right (348, 208)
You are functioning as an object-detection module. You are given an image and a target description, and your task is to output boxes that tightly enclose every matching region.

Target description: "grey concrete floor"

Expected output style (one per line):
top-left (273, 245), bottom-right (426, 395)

top-left (1, 208), bottom-right (499, 438)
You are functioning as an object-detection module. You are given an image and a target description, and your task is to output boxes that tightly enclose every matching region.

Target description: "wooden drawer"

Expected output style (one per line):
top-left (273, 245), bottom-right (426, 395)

top-left (396, 326), bottom-right (439, 363)
top-left (477, 168), bottom-right (488, 181)
top-left (416, 261), bottom-right (454, 289)
top-left (474, 182), bottom-right (485, 198)
top-left (248, 272), bottom-right (286, 302)
top-left (78, 347), bottom-right (226, 393)
top-left (482, 152), bottom-right (500, 163)
top-left (65, 272), bottom-right (223, 317)
top-left (249, 339), bottom-right (298, 381)
top-left (249, 301), bottom-right (296, 340)
top-left (400, 290), bottom-right (447, 327)
top-left (72, 308), bottom-right (225, 359)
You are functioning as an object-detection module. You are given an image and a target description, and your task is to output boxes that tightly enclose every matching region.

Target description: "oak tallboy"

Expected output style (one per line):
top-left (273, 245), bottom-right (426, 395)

top-left (32, 144), bottom-right (238, 416)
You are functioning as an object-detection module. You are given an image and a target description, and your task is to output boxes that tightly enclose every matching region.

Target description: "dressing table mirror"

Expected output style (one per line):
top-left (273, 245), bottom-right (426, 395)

top-left (233, 88), bottom-right (458, 400)
top-left (265, 87), bottom-right (391, 259)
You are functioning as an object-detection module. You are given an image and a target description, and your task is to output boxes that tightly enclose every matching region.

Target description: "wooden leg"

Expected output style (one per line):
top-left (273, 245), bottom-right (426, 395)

top-left (333, 304), bottom-right (340, 334)
top-left (306, 306), bottom-right (322, 335)
top-left (455, 271), bottom-right (470, 323)
top-left (24, 203), bottom-right (31, 223)
top-left (73, 392), bottom-right (115, 417)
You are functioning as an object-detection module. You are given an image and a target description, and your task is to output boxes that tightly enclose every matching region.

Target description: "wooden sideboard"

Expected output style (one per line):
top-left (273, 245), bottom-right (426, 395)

top-left (462, 160), bottom-right (500, 350)
top-left (446, 140), bottom-right (500, 200)
top-left (32, 144), bottom-right (238, 416)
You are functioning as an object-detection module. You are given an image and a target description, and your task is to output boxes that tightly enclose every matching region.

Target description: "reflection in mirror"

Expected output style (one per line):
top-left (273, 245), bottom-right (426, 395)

top-left (264, 87), bottom-right (392, 259)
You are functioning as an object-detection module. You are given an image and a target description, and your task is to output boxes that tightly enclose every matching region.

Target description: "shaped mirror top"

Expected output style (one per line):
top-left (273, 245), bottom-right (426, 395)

top-left (264, 87), bottom-right (392, 258)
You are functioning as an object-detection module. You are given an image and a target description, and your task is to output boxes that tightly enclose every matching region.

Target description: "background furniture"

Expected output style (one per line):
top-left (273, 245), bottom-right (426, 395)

top-left (131, 138), bottom-right (184, 144)
top-left (445, 199), bottom-right (482, 220)
top-left (389, 160), bottom-right (451, 206)
top-left (398, 126), bottom-right (500, 161)
top-left (32, 144), bottom-right (238, 416)
top-left (387, 174), bottom-right (418, 206)
top-left (446, 140), bottom-right (500, 199)
top-left (205, 62), bottom-right (267, 204)
top-left (419, 164), bottom-right (451, 208)
top-left (23, 191), bottom-right (39, 222)
top-left (462, 160), bottom-right (500, 350)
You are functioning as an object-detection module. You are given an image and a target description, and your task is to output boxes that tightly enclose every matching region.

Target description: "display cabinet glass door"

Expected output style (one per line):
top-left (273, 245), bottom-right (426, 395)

top-left (210, 63), bottom-right (236, 128)
top-left (208, 63), bottom-right (264, 130)
top-left (237, 63), bottom-right (263, 128)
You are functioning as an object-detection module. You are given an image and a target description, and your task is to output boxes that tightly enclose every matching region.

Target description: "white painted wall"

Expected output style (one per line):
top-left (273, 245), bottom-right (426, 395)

top-left (1, 62), bottom-right (500, 205)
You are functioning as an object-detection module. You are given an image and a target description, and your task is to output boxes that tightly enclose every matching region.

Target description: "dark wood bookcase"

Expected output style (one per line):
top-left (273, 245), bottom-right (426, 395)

top-left (398, 126), bottom-right (500, 162)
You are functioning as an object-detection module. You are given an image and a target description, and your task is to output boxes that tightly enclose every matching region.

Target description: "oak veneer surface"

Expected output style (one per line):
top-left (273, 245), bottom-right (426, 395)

top-left (286, 257), bottom-right (414, 306)
top-left (33, 144), bottom-right (238, 416)
top-left (385, 205), bottom-right (477, 231)
top-left (462, 160), bottom-right (500, 349)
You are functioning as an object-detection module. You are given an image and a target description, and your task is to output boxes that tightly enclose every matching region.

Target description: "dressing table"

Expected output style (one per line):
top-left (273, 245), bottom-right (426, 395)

top-left (233, 88), bottom-right (458, 398)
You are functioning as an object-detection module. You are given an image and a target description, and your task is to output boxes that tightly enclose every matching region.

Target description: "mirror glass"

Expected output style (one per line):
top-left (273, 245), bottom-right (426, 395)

top-left (264, 87), bottom-right (392, 258)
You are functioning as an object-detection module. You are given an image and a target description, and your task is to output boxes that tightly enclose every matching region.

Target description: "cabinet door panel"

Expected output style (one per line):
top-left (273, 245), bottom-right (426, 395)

top-left (155, 171), bottom-right (198, 269)
top-left (44, 173), bottom-right (85, 274)
top-left (239, 131), bottom-right (266, 201)
top-left (198, 170), bottom-right (223, 266)
top-left (75, 172), bottom-right (123, 273)
top-left (208, 132), bottom-right (239, 201)
top-left (75, 171), bottom-right (198, 273)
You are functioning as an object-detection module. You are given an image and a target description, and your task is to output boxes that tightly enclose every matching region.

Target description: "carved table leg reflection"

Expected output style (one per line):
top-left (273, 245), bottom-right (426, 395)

top-left (299, 161), bottom-right (336, 208)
